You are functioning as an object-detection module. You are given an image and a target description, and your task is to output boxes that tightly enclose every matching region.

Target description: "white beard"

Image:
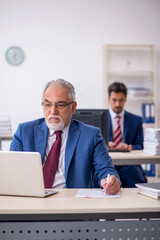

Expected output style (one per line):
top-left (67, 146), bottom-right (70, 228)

top-left (46, 115), bottom-right (65, 131)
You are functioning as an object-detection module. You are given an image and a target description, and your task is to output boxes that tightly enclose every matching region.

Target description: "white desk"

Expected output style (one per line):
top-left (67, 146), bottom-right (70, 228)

top-left (110, 150), bottom-right (160, 165)
top-left (0, 188), bottom-right (160, 239)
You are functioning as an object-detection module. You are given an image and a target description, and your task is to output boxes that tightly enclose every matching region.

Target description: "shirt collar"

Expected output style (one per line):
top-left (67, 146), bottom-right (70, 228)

top-left (109, 108), bottom-right (125, 119)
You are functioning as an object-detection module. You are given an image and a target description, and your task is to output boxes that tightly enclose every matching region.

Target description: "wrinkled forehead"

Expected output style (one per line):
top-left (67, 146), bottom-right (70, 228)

top-left (43, 86), bottom-right (72, 104)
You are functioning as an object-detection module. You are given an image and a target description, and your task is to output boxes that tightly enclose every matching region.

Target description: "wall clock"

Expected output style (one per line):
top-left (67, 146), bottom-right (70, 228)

top-left (5, 46), bottom-right (25, 66)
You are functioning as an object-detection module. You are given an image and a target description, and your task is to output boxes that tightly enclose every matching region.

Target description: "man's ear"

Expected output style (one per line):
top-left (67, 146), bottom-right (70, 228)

top-left (72, 101), bottom-right (77, 114)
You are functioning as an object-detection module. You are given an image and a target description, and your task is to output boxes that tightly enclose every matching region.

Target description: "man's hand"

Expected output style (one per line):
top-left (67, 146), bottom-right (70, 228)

top-left (107, 141), bottom-right (132, 151)
top-left (107, 141), bottom-right (116, 149)
top-left (117, 143), bottom-right (132, 151)
top-left (101, 175), bottom-right (120, 195)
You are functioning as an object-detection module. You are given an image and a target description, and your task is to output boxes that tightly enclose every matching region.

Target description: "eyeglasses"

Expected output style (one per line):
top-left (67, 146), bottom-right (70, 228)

top-left (41, 101), bottom-right (74, 110)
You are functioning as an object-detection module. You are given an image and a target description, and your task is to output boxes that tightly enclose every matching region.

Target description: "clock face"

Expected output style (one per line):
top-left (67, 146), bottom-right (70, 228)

top-left (5, 46), bottom-right (24, 66)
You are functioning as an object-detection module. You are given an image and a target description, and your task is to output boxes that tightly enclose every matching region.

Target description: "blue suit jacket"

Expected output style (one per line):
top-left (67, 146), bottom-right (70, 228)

top-left (10, 118), bottom-right (120, 188)
top-left (109, 111), bottom-right (143, 150)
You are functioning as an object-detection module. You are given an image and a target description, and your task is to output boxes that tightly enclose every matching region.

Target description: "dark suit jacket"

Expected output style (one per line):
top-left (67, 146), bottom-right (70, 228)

top-left (109, 111), bottom-right (143, 150)
top-left (10, 118), bottom-right (120, 188)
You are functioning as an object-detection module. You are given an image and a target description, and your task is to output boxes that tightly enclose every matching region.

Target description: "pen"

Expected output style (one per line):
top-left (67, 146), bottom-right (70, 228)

top-left (105, 174), bottom-right (110, 195)
top-left (107, 174), bottom-right (110, 184)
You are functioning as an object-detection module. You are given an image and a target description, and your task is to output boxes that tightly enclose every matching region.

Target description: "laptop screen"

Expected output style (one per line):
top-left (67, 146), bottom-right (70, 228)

top-left (0, 151), bottom-right (57, 197)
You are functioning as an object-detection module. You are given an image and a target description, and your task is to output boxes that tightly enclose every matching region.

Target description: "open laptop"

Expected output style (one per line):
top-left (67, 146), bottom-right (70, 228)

top-left (0, 151), bottom-right (58, 197)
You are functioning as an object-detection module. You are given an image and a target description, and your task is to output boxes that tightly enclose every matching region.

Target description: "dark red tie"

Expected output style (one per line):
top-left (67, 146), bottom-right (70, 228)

top-left (113, 116), bottom-right (123, 148)
top-left (43, 131), bottom-right (62, 188)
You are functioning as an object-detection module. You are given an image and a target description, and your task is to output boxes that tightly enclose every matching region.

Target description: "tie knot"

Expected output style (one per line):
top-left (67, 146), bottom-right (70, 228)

top-left (55, 130), bottom-right (62, 137)
top-left (116, 115), bottom-right (120, 119)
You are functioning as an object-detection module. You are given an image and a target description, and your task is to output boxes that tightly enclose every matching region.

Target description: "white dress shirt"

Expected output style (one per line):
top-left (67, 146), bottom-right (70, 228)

top-left (43, 123), bottom-right (70, 189)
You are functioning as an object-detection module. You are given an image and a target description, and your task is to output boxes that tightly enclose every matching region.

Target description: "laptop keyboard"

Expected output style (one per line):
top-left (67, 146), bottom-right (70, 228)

top-left (108, 149), bottom-right (130, 152)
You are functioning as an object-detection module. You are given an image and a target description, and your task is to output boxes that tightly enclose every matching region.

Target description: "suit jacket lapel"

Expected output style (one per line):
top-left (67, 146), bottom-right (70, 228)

top-left (34, 119), bottom-right (48, 163)
top-left (65, 120), bottom-right (81, 180)
top-left (123, 111), bottom-right (129, 142)
top-left (109, 113), bottom-right (113, 141)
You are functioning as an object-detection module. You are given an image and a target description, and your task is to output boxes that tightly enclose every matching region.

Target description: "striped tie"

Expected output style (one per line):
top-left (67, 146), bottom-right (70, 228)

top-left (113, 116), bottom-right (123, 148)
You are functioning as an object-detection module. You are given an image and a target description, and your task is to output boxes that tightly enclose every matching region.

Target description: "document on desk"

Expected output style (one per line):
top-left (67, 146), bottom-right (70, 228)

top-left (75, 189), bottom-right (120, 198)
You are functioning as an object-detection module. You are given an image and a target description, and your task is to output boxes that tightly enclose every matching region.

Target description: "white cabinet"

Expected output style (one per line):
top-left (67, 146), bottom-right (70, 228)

top-left (103, 44), bottom-right (158, 128)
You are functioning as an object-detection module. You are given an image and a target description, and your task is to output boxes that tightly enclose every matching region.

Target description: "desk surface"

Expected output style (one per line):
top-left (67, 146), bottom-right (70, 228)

top-left (0, 188), bottom-right (160, 221)
top-left (0, 133), bottom-right (13, 150)
top-left (110, 150), bottom-right (160, 165)
top-left (0, 133), bottom-right (13, 139)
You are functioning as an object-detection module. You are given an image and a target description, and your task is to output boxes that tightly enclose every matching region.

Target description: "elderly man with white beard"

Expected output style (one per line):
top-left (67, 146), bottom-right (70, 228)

top-left (10, 78), bottom-right (120, 194)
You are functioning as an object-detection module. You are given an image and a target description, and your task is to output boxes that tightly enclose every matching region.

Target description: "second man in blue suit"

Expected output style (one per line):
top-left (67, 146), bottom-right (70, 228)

top-left (107, 82), bottom-right (147, 188)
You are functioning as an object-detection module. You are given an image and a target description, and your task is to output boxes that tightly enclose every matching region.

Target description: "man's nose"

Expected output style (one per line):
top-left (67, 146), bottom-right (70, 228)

top-left (50, 105), bottom-right (58, 114)
top-left (115, 101), bottom-right (120, 106)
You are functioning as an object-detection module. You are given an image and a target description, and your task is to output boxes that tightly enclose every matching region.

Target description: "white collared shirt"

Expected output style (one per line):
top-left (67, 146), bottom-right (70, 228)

top-left (43, 123), bottom-right (70, 189)
top-left (109, 108), bottom-right (124, 136)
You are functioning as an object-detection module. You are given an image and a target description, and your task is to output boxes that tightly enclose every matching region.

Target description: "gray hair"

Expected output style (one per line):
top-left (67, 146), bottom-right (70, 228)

top-left (43, 78), bottom-right (76, 101)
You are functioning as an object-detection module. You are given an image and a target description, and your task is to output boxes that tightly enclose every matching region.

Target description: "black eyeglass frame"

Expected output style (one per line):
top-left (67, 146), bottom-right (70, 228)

top-left (41, 101), bottom-right (74, 109)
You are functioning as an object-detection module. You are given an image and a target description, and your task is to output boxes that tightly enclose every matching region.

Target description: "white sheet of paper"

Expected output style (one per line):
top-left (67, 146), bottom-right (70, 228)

top-left (75, 189), bottom-right (120, 198)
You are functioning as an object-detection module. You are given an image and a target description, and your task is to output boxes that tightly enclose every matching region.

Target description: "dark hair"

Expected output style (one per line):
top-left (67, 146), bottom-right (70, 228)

top-left (108, 82), bottom-right (127, 97)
